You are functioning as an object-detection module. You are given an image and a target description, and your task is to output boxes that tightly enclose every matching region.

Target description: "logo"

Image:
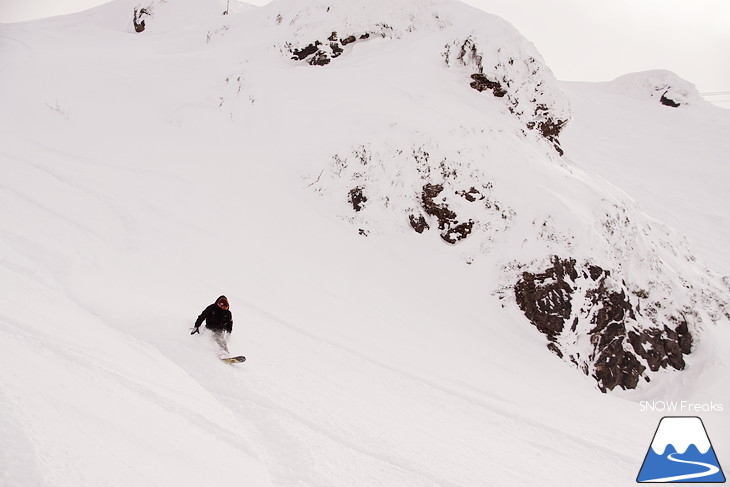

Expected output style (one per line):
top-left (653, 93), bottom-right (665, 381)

top-left (637, 416), bottom-right (726, 483)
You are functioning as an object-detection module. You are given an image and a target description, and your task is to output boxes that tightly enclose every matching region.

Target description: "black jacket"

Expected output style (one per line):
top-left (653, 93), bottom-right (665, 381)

top-left (195, 303), bottom-right (233, 333)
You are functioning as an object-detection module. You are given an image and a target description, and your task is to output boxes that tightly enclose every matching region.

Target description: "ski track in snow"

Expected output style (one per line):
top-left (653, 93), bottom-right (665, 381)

top-left (240, 297), bottom-right (636, 465)
top-left (162, 301), bottom-right (638, 486)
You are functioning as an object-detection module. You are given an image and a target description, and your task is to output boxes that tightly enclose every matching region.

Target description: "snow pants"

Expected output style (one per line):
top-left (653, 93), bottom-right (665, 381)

top-left (211, 330), bottom-right (229, 354)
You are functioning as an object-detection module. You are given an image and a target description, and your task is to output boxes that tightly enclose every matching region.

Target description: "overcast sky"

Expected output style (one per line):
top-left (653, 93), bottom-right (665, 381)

top-left (1, 0), bottom-right (728, 104)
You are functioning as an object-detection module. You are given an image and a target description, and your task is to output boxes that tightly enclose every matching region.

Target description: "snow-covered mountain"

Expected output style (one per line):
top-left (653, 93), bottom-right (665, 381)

top-left (650, 417), bottom-right (712, 455)
top-left (1, 0), bottom-right (728, 485)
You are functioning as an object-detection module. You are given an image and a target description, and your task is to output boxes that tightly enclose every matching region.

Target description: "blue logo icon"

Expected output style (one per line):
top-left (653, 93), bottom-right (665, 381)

top-left (637, 416), bottom-right (725, 483)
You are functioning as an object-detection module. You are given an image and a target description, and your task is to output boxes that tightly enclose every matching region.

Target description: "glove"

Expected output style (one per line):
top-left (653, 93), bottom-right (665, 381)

top-left (191, 326), bottom-right (200, 335)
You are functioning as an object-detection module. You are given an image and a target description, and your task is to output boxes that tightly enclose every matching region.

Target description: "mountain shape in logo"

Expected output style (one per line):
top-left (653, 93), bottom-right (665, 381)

top-left (637, 416), bottom-right (726, 483)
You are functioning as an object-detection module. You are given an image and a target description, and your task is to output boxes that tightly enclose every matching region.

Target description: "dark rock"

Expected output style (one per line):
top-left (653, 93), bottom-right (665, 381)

top-left (514, 257), bottom-right (693, 392)
top-left (454, 38), bottom-right (483, 71)
top-left (469, 74), bottom-right (507, 97)
top-left (662, 333), bottom-right (685, 370)
top-left (421, 184), bottom-right (456, 230)
top-left (627, 319), bottom-right (692, 373)
top-left (537, 117), bottom-right (566, 140)
top-left (409, 214), bottom-right (429, 234)
top-left (537, 118), bottom-right (567, 155)
top-left (409, 183), bottom-right (477, 244)
top-left (290, 29), bottom-right (372, 66)
top-left (441, 220), bottom-right (474, 244)
top-left (422, 183), bottom-right (443, 199)
top-left (660, 93), bottom-right (681, 108)
top-left (587, 288), bottom-right (635, 335)
top-left (290, 40), bottom-right (333, 65)
top-left (571, 317), bottom-right (579, 332)
top-left (447, 40), bottom-right (567, 156)
top-left (675, 320), bottom-right (692, 354)
top-left (514, 257), bottom-right (576, 340)
top-left (531, 103), bottom-right (567, 155)
top-left (457, 187), bottom-right (483, 202)
top-left (330, 42), bottom-right (344, 58)
top-left (133, 7), bottom-right (149, 33)
top-left (309, 51), bottom-right (331, 66)
top-left (584, 279), bottom-right (645, 392)
top-left (593, 337), bottom-right (644, 392)
top-left (348, 187), bottom-right (367, 212)
top-left (291, 42), bottom-right (321, 61)
top-left (588, 265), bottom-right (603, 281)
top-left (547, 342), bottom-right (563, 358)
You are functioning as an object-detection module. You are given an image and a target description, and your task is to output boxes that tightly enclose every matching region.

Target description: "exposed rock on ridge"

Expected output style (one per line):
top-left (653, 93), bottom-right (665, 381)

top-left (288, 30), bottom-right (374, 66)
top-left (288, 1), bottom-right (729, 394)
top-left (606, 70), bottom-right (703, 107)
top-left (444, 35), bottom-right (571, 155)
top-left (274, 0), bottom-right (451, 66)
top-left (514, 256), bottom-right (696, 392)
top-left (311, 140), bottom-right (514, 249)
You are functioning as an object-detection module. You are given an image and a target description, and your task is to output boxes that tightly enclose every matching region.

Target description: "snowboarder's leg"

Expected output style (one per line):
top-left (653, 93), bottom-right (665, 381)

top-left (212, 330), bottom-right (229, 354)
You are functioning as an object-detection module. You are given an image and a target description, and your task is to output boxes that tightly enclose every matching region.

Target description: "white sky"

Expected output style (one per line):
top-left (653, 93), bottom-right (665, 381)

top-left (1, 0), bottom-right (728, 104)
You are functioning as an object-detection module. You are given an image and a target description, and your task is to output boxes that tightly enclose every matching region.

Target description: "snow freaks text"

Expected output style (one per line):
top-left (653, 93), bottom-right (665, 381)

top-left (640, 401), bottom-right (724, 413)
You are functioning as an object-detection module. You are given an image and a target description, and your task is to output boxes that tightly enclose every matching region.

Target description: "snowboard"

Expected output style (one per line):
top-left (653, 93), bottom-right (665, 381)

top-left (220, 355), bottom-right (246, 364)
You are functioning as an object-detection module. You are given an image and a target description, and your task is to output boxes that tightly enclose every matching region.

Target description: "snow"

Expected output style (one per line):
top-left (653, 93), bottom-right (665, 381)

top-left (561, 74), bottom-right (730, 275)
top-left (1, 0), bottom-right (728, 485)
top-left (605, 70), bottom-right (703, 107)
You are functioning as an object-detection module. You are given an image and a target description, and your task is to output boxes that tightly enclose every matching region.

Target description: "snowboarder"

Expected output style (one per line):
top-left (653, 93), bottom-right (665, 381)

top-left (192, 295), bottom-right (233, 355)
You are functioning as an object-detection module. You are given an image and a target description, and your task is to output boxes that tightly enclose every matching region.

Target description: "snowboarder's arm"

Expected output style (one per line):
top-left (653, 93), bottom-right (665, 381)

top-left (194, 304), bottom-right (213, 328)
top-left (194, 313), bottom-right (205, 328)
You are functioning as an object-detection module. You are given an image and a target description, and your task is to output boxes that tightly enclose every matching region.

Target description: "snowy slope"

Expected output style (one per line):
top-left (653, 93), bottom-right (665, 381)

top-left (1, 0), bottom-right (728, 485)
top-left (561, 73), bottom-right (730, 275)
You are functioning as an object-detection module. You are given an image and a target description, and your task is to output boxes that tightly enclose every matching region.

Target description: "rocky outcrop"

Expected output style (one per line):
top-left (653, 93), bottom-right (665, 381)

top-left (660, 93), bottom-right (681, 108)
top-left (457, 187), bottom-right (485, 202)
top-left (627, 322), bottom-right (691, 372)
top-left (133, 7), bottom-right (150, 33)
top-left (410, 179), bottom-right (497, 245)
top-left (469, 74), bottom-right (507, 97)
top-left (312, 141), bottom-right (514, 251)
top-left (514, 257), bottom-right (576, 340)
top-left (444, 36), bottom-right (571, 156)
top-left (410, 183), bottom-right (477, 244)
top-left (408, 214), bottom-right (429, 234)
top-left (421, 184), bottom-right (455, 227)
top-left (514, 257), bottom-right (694, 392)
top-left (606, 70), bottom-right (702, 107)
top-left (528, 106), bottom-right (567, 156)
top-left (348, 186), bottom-right (367, 212)
top-left (289, 31), bottom-right (377, 66)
